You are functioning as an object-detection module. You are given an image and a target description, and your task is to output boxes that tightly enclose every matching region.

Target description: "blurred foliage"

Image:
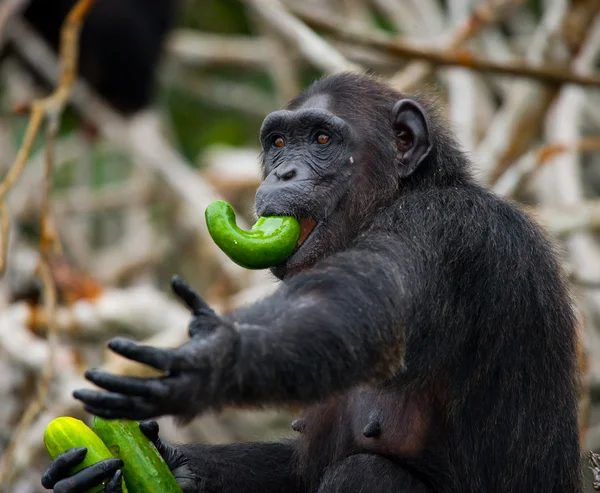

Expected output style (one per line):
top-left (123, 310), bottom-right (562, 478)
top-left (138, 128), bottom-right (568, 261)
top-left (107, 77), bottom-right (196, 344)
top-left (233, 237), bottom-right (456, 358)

top-left (162, 0), bottom-right (329, 162)
top-left (160, 0), bottom-right (549, 162)
top-left (164, 77), bottom-right (266, 163)
top-left (166, 0), bottom-right (262, 161)
top-left (180, 0), bottom-right (252, 34)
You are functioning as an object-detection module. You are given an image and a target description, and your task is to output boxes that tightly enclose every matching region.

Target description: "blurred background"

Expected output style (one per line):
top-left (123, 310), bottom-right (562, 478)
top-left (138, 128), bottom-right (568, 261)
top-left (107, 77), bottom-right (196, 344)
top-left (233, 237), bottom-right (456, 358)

top-left (0, 0), bottom-right (599, 491)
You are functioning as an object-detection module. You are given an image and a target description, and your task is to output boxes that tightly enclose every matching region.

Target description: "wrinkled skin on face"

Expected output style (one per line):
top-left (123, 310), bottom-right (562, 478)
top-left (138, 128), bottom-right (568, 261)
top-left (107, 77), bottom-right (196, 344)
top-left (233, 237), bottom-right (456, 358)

top-left (256, 96), bottom-right (356, 278)
top-left (256, 89), bottom-right (432, 279)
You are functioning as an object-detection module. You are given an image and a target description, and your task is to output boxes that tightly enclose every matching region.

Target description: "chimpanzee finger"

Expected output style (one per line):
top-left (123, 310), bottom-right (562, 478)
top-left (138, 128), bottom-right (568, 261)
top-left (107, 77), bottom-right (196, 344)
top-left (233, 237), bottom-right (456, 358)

top-left (52, 459), bottom-right (123, 493)
top-left (73, 390), bottom-right (160, 420)
top-left (73, 389), bottom-right (143, 411)
top-left (107, 338), bottom-right (174, 371)
top-left (108, 338), bottom-right (204, 373)
top-left (82, 402), bottom-right (159, 421)
top-left (139, 420), bottom-right (160, 442)
top-left (171, 275), bottom-right (212, 315)
top-left (104, 470), bottom-right (124, 493)
top-left (41, 447), bottom-right (87, 488)
top-left (84, 369), bottom-right (170, 399)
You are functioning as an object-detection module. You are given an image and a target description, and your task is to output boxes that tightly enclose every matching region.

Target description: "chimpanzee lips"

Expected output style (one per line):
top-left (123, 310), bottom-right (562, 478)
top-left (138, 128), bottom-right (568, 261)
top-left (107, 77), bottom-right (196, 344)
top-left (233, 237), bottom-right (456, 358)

top-left (296, 218), bottom-right (318, 248)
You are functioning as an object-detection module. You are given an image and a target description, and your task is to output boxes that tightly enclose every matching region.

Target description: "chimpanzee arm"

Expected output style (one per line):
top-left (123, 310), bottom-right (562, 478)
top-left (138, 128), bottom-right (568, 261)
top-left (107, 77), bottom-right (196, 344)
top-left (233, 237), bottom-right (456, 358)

top-left (225, 238), bottom-right (414, 404)
top-left (177, 440), bottom-right (304, 493)
top-left (73, 227), bottom-right (456, 420)
top-left (143, 419), bottom-right (304, 493)
top-left (41, 422), bottom-right (303, 493)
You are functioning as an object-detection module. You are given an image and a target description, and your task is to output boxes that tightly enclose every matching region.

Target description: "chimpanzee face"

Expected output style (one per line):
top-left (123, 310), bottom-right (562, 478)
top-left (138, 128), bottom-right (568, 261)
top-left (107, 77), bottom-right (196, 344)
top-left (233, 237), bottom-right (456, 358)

top-left (255, 85), bottom-right (431, 280)
top-left (256, 95), bottom-right (359, 279)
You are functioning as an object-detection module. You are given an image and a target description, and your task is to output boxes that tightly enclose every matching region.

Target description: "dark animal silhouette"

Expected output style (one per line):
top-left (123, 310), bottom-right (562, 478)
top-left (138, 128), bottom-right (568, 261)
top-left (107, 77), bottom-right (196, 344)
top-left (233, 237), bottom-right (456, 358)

top-left (19, 0), bottom-right (179, 114)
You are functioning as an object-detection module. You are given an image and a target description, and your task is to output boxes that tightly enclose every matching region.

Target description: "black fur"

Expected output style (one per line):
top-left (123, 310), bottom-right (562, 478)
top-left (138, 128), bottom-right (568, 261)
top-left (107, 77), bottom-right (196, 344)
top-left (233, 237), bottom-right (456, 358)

top-left (18, 0), bottom-right (179, 114)
top-left (45, 73), bottom-right (581, 493)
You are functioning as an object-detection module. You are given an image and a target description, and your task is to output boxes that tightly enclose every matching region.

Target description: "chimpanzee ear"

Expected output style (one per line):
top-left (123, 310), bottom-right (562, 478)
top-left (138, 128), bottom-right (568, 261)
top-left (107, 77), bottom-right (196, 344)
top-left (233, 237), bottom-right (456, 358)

top-left (392, 99), bottom-right (432, 178)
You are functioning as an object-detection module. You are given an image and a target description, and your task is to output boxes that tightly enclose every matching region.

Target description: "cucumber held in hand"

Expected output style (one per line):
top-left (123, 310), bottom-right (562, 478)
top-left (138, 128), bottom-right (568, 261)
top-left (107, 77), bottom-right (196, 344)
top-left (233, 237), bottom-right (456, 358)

top-left (92, 417), bottom-right (183, 493)
top-left (43, 416), bottom-right (129, 493)
top-left (205, 200), bottom-right (300, 269)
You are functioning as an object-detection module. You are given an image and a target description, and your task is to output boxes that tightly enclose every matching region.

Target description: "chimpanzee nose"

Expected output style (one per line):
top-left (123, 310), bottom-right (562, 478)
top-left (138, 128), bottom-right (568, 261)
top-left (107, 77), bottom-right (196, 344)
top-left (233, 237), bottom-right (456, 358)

top-left (275, 165), bottom-right (297, 181)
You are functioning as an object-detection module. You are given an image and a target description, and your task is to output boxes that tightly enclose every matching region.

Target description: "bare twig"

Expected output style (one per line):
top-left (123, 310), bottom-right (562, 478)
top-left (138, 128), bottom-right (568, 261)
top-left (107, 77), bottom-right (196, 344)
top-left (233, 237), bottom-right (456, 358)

top-left (0, 0), bottom-right (30, 50)
top-left (0, 0), bottom-right (30, 45)
top-left (254, 22), bottom-right (302, 104)
top-left (171, 76), bottom-right (277, 117)
top-left (0, 0), bottom-right (95, 486)
top-left (0, 0), bottom-right (28, 25)
top-left (389, 0), bottom-right (526, 90)
top-left (371, 0), bottom-right (442, 38)
top-left (574, 277), bottom-right (600, 290)
top-left (0, 259), bottom-right (58, 487)
top-left (0, 108), bottom-right (44, 202)
top-left (40, 115), bottom-right (62, 256)
top-left (168, 29), bottom-right (399, 75)
top-left (9, 19), bottom-right (252, 285)
top-left (494, 135), bottom-right (600, 197)
top-left (0, 0), bottom-right (95, 276)
top-left (288, 4), bottom-right (600, 88)
top-left (168, 30), bottom-right (269, 67)
top-left (536, 200), bottom-right (600, 237)
top-left (10, 116), bottom-right (65, 482)
top-left (533, 9), bottom-right (600, 402)
top-left (244, 0), bottom-right (361, 74)
top-left (0, 201), bottom-right (10, 274)
top-left (451, 0), bottom-right (526, 46)
top-left (473, 0), bottom-right (570, 183)
top-left (17, 179), bottom-right (161, 219)
top-left (446, 0), bottom-right (477, 150)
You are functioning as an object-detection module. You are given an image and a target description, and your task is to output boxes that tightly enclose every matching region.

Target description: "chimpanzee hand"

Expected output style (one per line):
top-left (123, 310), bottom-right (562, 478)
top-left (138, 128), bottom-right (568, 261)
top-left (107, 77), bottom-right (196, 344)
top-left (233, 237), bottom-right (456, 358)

top-left (41, 448), bottom-right (124, 492)
top-left (73, 276), bottom-right (240, 420)
top-left (41, 422), bottom-right (196, 493)
top-left (139, 420), bottom-right (198, 493)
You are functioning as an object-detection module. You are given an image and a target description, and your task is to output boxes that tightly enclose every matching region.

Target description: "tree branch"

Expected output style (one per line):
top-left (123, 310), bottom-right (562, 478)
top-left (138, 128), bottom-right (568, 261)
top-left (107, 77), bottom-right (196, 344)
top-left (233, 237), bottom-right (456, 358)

top-left (244, 0), bottom-right (361, 74)
top-left (0, 0), bottom-right (95, 486)
top-left (494, 135), bottom-right (600, 197)
top-left (288, 4), bottom-right (600, 88)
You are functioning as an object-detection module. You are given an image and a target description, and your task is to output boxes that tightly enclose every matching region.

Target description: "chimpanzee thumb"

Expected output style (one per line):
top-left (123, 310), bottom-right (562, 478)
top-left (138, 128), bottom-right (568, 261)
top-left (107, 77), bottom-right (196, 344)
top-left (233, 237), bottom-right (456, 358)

top-left (139, 421), bottom-right (197, 493)
top-left (104, 470), bottom-right (124, 493)
top-left (139, 421), bottom-right (188, 470)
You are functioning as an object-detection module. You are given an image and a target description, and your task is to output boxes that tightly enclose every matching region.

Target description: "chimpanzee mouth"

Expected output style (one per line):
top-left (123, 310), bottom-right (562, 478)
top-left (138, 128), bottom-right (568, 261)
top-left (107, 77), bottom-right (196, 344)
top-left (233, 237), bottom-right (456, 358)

top-left (296, 218), bottom-right (318, 250)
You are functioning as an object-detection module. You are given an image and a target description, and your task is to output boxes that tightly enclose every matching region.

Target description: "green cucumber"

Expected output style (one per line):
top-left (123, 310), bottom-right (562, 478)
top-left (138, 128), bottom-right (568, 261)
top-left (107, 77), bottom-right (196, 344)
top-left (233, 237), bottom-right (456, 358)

top-left (92, 417), bottom-right (183, 493)
top-left (205, 200), bottom-right (300, 269)
top-left (43, 416), bottom-right (128, 493)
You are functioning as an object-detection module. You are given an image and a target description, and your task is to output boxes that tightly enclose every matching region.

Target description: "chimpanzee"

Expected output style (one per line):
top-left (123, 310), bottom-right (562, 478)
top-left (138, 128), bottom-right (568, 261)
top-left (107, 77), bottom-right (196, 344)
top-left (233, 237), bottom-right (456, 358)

top-left (15, 0), bottom-right (179, 114)
top-left (41, 73), bottom-right (582, 492)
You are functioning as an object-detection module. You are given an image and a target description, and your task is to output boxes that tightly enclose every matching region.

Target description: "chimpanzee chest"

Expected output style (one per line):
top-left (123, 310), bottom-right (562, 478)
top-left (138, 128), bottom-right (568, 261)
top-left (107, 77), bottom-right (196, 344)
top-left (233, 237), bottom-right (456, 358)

top-left (297, 385), bottom-right (431, 460)
top-left (347, 386), bottom-right (431, 457)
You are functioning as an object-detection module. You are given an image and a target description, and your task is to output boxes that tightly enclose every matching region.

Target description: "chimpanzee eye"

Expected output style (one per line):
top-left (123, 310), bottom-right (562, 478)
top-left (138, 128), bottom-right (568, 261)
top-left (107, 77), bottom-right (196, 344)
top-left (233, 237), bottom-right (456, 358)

top-left (316, 133), bottom-right (330, 145)
top-left (272, 135), bottom-right (286, 148)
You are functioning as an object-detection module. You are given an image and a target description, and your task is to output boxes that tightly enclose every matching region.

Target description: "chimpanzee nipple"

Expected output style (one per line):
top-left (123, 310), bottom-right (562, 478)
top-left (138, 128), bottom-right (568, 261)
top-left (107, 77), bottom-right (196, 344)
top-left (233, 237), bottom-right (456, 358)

top-left (363, 416), bottom-right (381, 438)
